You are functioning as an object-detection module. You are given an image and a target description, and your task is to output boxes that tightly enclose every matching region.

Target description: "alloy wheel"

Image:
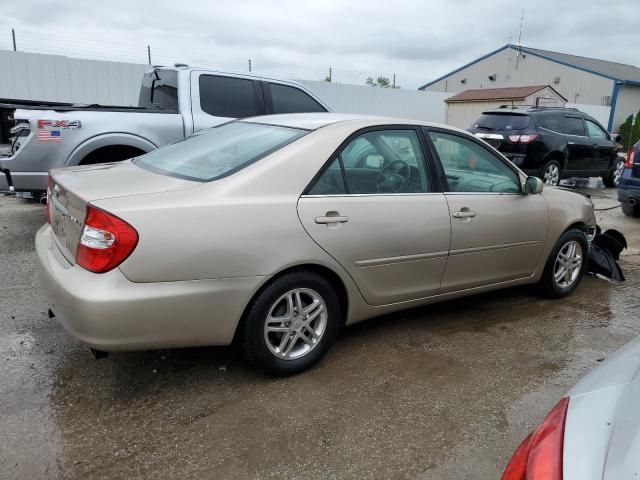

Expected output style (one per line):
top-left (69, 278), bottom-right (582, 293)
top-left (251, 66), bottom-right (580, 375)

top-left (263, 288), bottom-right (328, 360)
top-left (553, 240), bottom-right (583, 289)
top-left (543, 164), bottom-right (560, 186)
top-left (613, 159), bottom-right (625, 187)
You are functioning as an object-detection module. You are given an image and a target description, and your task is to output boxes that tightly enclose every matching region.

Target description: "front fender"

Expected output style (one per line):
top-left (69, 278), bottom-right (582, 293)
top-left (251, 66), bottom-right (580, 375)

top-left (66, 133), bottom-right (158, 166)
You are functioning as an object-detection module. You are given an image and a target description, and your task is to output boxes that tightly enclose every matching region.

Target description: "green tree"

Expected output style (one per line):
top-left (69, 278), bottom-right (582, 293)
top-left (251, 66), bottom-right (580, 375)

top-left (365, 76), bottom-right (399, 88)
top-left (618, 111), bottom-right (640, 150)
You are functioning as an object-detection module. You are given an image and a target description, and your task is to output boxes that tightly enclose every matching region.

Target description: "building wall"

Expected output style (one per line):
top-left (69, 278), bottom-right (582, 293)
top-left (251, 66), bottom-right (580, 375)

top-left (445, 100), bottom-right (522, 129)
top-left (423, 47), bottom-right (615, 107)
top-left (300, 80), bottom-right (452, 122)
top-left (613, 85), bottom-right (640, 129)
top-left (0, 50), bottom-right (147, 106)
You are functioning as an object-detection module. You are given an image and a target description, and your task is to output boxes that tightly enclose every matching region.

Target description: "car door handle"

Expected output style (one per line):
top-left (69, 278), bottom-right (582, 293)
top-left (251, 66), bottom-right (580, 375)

top-left (315, 214), bottom-right (349, 224)
top-left (452, 210), bottom-right (477, 219)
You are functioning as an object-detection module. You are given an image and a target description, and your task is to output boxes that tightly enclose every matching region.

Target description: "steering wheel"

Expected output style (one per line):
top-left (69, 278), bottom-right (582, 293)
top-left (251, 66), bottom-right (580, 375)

top-left (377, 160), bottom-right (411, 193)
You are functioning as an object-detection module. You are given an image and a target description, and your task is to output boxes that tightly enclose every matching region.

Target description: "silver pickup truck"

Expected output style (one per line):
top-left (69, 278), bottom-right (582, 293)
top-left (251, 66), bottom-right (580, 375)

top-left (0, 66), bottom-right (330, 194)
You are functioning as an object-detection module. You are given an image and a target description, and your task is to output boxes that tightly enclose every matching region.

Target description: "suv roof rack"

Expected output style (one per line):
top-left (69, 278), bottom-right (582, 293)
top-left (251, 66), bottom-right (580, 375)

top-left (497, 104), bottom-right (579, 112)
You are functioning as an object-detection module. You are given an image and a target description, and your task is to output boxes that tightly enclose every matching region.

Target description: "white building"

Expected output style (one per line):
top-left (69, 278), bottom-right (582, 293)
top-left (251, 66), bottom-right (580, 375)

top-left (419, 44), bottom-right (640, 132)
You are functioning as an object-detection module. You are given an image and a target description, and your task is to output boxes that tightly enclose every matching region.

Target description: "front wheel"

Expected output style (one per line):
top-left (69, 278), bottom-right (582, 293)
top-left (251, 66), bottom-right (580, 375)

top-left (540, 160), bottom-right (562, 186)
top-left (603, 158), bottom-right (625, 188)
top-left (539, 229), bottom-right (588, 298)
top-left (240, 272), bottom-right (341, 376)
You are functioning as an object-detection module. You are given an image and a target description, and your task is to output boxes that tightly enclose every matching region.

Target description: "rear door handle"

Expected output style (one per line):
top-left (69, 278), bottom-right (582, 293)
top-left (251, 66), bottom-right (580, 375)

top-left (452, 210), bottom-right (477, 219)
top-left (315, 214), bottom-right (349, 224)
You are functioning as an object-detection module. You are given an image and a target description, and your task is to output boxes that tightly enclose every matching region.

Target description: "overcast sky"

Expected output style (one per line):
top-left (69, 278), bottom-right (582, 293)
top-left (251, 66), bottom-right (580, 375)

top-left (2, 0), bottom-right (639, 89)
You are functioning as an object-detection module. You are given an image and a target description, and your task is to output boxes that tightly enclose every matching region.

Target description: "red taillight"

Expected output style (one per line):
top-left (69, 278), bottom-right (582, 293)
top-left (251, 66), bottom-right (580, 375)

top-left (509, 134), bottom-right (539, 144)
top-left (625, 148), bottom-right (635, 168)
top-left (76, 205), bottom-right (138, 273)
top-left (501, 397), bottom-right (569, 480)
top-left (45, 174), bottom-right (52, 224)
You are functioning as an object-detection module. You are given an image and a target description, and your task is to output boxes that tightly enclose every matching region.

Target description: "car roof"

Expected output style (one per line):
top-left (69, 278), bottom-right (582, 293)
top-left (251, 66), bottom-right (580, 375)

top-left (241, 112), bottom-right (466, 132)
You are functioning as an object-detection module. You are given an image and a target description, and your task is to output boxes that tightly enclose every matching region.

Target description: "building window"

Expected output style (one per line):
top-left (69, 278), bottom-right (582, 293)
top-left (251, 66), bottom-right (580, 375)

top-left (602, 96), bottom-right (612, 106)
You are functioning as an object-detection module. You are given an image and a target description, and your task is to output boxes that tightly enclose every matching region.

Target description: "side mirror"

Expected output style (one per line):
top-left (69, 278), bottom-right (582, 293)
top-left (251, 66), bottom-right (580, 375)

top-left (525, 176), bottom-right (544, 194)
top-left (610, 133), bottom-right (621, 142)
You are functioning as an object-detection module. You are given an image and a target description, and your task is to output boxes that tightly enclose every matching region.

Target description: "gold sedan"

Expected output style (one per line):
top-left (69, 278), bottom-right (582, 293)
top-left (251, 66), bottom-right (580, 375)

top-left (36, 114), bottom-right (596, 375)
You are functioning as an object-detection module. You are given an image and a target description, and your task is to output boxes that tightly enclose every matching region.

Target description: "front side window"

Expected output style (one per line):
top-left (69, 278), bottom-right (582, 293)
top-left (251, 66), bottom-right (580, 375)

top-left (307, 130), bottom-right (431, 195)
top-left (199, 75), bottom-right (259, 118)
top-left (269, 83), bottom-right (326, 114)
top-left (565, 117), bottom-right (586, 136)
top-left (585, 119), bottom-right (608, 139)
top-left (428, 131), bottom-right (521, 193)
top-left (537, 115), bottom-right (564, 133)
top-left (135, 122), bottom-right (306, 181)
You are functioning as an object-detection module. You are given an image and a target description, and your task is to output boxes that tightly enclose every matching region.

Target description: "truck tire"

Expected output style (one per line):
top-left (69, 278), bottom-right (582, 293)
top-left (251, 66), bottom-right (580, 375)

top-left (79, 145), bottom-right (146, 166)
top-left (540, 160), bottom-right (561, 186)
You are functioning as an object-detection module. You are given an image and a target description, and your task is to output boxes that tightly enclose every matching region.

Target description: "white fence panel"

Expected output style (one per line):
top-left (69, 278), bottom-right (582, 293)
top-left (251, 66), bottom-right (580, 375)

top-left (567, 103), bottom-right (611, 129)
top-left (299, 80), bottom-right (451, 123)
top-left (0, 50), bottom-right (147, 105)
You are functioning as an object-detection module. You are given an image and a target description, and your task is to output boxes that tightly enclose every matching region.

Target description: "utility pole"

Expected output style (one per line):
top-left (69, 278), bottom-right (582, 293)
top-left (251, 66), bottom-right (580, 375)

top-left (329, 67), bottom-right (332, 82)
top-left (147, 45), bottom-right (151, 65)
top-left (515, 9), bottom-right (525, 70)
top-left (248, 59), bottom-right (252, 72)
top-left (393, 74), bottom-right (396, 88)
top-left (11, 28), bottom-right (16, 51)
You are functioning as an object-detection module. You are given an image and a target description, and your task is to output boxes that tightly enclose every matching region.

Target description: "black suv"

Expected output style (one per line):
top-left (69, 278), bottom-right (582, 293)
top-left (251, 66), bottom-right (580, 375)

top-left (467, 106), bottom-right (624, 187)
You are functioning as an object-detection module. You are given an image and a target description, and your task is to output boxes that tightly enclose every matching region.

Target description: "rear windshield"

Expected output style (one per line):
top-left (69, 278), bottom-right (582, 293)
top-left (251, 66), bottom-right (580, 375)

top-left (134, 122), bottom-right (307, 181)
top-left (139, 69), bottom-right (178, 111)
top-left (472, 113), bottom-right (530, 131)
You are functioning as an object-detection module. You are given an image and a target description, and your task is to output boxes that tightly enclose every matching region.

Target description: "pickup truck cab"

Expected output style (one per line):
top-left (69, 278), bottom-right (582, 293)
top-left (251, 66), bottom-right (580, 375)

top-left (0, 66), bottom-right (330, 194)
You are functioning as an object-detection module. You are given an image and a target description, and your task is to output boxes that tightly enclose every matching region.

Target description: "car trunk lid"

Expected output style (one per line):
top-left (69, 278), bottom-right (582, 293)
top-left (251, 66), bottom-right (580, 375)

top-left (48, 160), bottom-right (197, 263)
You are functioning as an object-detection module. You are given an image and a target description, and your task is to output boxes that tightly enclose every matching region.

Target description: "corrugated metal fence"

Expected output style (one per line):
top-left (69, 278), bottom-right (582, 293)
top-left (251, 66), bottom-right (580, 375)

top-left (0, 50), bottom-right (147, 105)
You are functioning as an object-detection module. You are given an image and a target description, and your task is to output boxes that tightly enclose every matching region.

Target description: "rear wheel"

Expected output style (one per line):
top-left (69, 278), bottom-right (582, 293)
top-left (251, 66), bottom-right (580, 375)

top-left (540, 160), bottom-right (561, 186)
top-left (240, 271), bottom-right (341, 376)
top-left (621, 202), bottom-right (640, 217)
top-left (603, 158), bottom-right (625, 188)
top-left (539, 229), bottom-right (588, 298)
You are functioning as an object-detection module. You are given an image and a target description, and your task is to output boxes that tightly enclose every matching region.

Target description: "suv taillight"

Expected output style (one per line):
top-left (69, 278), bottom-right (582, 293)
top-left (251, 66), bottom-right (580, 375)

top-left (501, 397), bottom-right (569, 480)
top-left (625, 148), bottom-right (635, 168)
top-left (46, 174), bottom-right (52, 224)
top-left (76, 205), bottom-right (138, 273)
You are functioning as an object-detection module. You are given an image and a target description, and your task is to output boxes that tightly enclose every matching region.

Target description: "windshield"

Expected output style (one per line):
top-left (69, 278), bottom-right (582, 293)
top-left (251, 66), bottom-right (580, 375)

top-left (134, 122), bottom-right (307, 181)
top-left (138, 69), bottom-right (178, 110)
top-left (472, 113), bottom-right (530, 131)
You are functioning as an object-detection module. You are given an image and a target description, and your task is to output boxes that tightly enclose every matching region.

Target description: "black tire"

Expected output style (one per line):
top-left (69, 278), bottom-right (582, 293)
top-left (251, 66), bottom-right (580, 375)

top-left (540, 159), bottom-right (562, 186)
top-left (621, 202), bottom-right (640, 217)
top-left (539, 229), bottom-right (588, 298)
top-left (240, 271), bottom-right (341, 376)
top-left (603, 158), bottom-right (625, 188)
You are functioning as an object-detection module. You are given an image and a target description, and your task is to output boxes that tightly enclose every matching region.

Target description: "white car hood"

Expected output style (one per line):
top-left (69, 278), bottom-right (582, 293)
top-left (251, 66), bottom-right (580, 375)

top-left (564, 336), bottom-right (640, 479)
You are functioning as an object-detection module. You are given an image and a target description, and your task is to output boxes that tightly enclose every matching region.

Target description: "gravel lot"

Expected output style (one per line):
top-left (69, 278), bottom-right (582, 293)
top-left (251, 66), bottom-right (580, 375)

top-left (1, 186), bottom-right (639, 479)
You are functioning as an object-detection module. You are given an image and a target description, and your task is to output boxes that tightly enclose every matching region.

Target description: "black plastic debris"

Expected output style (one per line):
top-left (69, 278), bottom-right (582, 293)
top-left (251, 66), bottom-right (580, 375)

top-left (587, 226), bottom-right (627, 281)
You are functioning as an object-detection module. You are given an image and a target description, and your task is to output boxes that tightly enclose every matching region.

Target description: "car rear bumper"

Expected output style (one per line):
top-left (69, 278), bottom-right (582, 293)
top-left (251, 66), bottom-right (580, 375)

top-left (36, 224), bottom-right (266, 351)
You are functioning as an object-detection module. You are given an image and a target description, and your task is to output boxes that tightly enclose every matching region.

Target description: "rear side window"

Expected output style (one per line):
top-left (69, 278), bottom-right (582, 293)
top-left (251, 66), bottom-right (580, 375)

top-left (139, 70), bottom-right (178, 110)
top-left (135, 122), bottom-right (306, 181)
top-left (269, 84), bottom-right (326, 114)
top-left (536, 115), bottom-right (564, 133)
top-left (199, 75), bottom-right (259, 118)
top-left (472, 114), bottom-right (530, 131)
top-left (565, 117), bottom-right (586, 136)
